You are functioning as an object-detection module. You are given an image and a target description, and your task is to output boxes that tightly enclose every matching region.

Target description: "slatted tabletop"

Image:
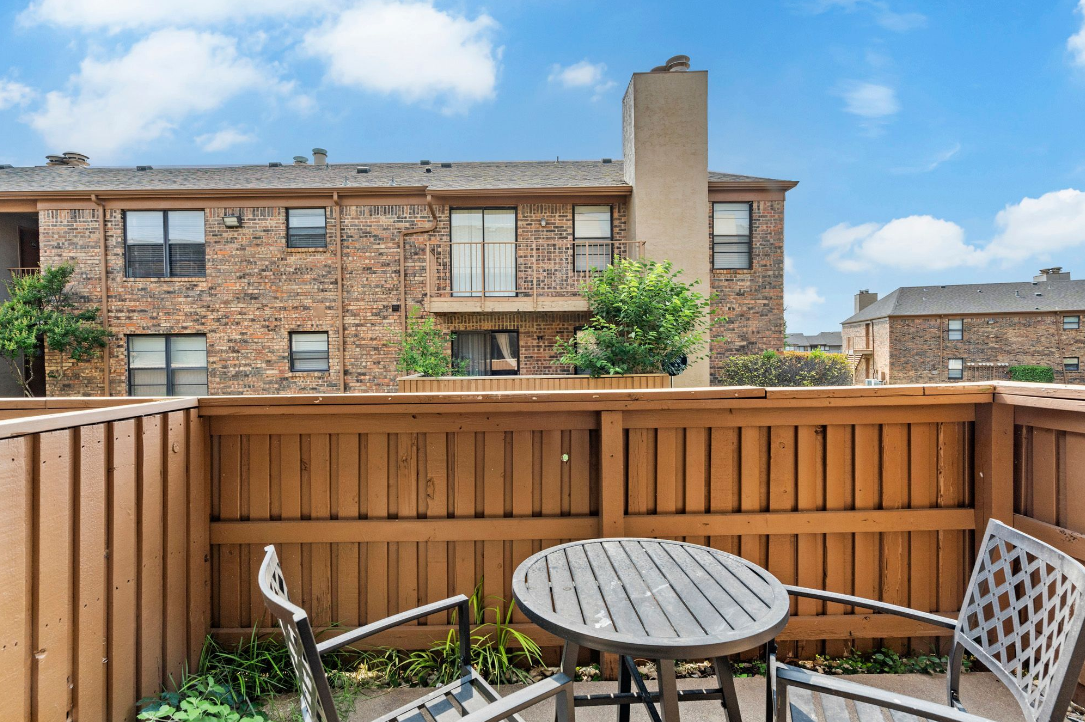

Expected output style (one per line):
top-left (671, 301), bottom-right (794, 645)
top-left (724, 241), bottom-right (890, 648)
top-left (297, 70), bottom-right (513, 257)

top-left (512, 539), bottom-right (790, 659)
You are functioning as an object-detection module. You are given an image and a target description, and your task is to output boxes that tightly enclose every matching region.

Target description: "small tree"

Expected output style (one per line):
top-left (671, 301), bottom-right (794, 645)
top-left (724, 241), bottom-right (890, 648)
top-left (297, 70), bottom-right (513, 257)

top-left (554, 258), bottom-right (718, 377)
top-left (394, 308), bottom-right (465, 377)
top-left (0, 263), bottom-right (110, 396)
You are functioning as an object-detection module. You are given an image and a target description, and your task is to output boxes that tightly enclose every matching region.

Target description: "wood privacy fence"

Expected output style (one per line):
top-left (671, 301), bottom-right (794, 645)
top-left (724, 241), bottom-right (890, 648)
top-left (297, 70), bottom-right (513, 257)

top-left (7, 380), bottom-right (1085, 722)
top-left (397, 373), bottom-right (671, 393)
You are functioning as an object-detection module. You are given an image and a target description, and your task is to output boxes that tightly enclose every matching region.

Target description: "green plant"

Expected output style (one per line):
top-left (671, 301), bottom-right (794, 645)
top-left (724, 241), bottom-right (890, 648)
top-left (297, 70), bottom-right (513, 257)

top-left (393, 307), bottom-right (466, 377)
top-left (719, 349), bottom-right (852, 387)
top-left (0, 263), bottom-right (110, 396)
top-left (138, 675), bottom-right (268, 721)
top-left (401, 582), bottom-right (543, 686)
top-left (792, 647), bottom-right (973, 676)
top-left (554, 258), bottom-right (717, 377)
top-left (1009, 365), bottom-right (1055, 383)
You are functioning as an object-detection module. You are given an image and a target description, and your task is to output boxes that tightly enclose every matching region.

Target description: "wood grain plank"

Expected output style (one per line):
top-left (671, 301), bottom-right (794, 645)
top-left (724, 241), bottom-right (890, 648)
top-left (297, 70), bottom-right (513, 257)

top-left (483, 432), bottom-right (504, 622)
top-left (853, 424), bottom-right (880, 652)
top-left (139, 417), bottom-right (165, 700)
top-left (310, 434), bottom-right (333, 624)
top-left (0, 436), bottom-right (33, 722)
top-left (37, 429), bottom-right (74, 722)
top-left (164, 413), bottom-right (188, 686)
top-left (111, 420), bottom-right (139, 722)
top-left (77, 424), bottom-right (108, 719)
top-left (368, 434), bottom-right (390, 622)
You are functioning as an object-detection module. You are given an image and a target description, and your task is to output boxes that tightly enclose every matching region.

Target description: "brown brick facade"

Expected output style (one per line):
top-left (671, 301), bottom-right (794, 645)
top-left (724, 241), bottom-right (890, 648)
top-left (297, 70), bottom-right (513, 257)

top-left (40, 194), bottom-right (781, 395)
top-left (842, 314), bottom-right (1085, 384)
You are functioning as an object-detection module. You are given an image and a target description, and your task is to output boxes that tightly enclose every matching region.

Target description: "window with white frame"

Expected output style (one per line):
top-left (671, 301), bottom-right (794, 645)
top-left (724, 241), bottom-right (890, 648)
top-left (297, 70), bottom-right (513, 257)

top-left (125, 210), bottom-right (206, 277)
top-left (290, 332), bottom-right (330, 372)
top-left (712, 202), bottom-right (751, 270)
top-left (127, 335), bottom-right (208, 396)
top-left (948, 358), bottom-right (964, 380)
top-left (573, 205), bottom-right (613, 271)
top-left (948, 319), bottom-right (963, 340)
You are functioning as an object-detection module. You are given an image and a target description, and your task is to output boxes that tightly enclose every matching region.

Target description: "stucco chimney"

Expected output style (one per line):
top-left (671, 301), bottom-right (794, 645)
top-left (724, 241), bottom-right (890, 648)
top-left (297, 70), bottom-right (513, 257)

top-left (312, 148), bottom-right (328, 165)
top-left (855, 289), bottom-right (878, 313)
top-left (1034, 267), bottom-right (1070, 282)
top-left (622, 56), bottom-right (709, 387)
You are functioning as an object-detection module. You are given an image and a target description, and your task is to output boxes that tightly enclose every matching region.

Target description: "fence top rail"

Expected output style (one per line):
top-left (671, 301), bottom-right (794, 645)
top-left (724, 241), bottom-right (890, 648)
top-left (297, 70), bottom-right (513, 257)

top-left (0, 397), bottom-right (198, 439)
top-left (994, 381), bottom-right (1085, 402)
top-left (0, 396), bottom-right (162, 410)
top-left (397, 374), bottom-right (669, 381)
top-left (197, 382), bottom-right (996, 411)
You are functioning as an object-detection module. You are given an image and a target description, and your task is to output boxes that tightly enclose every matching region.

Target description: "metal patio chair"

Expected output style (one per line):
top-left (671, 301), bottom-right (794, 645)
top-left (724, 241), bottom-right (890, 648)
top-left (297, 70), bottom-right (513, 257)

top-left (258, 544), bottom-right (574, 722)
top-left (769, 519), bottom-right (1085, 722)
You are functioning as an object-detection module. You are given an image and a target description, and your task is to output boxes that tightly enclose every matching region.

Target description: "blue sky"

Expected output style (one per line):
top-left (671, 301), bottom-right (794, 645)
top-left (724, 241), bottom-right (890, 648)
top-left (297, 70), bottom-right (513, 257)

top-left (2, 0), bottom-right (1085, 333)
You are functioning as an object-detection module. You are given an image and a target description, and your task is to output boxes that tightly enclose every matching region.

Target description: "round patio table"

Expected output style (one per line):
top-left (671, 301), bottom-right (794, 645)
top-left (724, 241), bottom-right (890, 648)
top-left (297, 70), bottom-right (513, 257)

top-left (512, 538), bottom-right (789, 722)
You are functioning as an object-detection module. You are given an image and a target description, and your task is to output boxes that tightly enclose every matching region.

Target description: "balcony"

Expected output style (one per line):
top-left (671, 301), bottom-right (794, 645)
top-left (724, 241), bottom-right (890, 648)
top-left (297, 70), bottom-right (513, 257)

top-left (419, 238), bottom-right (645, 312)
top-left (3, 381), bottom-right (1085, 717)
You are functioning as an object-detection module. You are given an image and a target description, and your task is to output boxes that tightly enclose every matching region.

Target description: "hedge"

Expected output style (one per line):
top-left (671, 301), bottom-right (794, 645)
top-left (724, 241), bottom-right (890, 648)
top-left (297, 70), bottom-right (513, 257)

top-left (1008, 365), bottom-right (1055, 383)
top-left (718, 350), bottom-right (853, 387)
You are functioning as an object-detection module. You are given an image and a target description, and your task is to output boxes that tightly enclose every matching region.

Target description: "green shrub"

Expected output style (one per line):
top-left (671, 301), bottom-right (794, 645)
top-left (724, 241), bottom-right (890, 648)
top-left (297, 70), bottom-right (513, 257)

top-left (138, 675), bottom-right (268, 721)
top-left (1009, 365), bottom-right (1055, 383)
top-left (719, 349), bottom-right (852, 387)
top-left (554, 258), bottom-right (718, 377)
top-left (393, 307), bottom-right (465, 377)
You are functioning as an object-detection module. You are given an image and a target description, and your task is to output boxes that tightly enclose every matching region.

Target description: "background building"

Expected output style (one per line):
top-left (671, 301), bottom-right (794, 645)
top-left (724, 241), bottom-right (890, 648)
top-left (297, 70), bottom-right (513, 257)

top-left (842, 268), bottom-right (1085, 384)
top-left (784, 331), bottom-right (842, 353)
top-left (0, 57), bottom-right (794, 396)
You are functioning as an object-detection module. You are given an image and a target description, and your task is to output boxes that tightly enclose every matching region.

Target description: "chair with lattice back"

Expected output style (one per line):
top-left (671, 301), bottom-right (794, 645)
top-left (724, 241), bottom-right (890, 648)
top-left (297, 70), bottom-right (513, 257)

top-left (258, 545), bottom-right (574, 722)
top-left (770, 519), bottom-right (1085, 722)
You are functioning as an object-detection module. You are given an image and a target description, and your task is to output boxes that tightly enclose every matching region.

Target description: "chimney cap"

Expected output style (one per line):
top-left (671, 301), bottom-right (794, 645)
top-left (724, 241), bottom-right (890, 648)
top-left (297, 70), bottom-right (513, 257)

top-left (293, 155), bottom-right (309, 165)
top-left (665, 55), bottom-right (690, 71)
top-left (312, 147), bottom-right (327, 155)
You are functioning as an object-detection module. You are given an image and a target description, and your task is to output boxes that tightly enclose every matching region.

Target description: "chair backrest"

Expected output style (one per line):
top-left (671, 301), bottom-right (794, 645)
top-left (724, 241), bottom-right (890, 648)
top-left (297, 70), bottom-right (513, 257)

top-left (258, 545), bottom-right (338, 722)
top-left (952, 520), bottom-right (1085, 722)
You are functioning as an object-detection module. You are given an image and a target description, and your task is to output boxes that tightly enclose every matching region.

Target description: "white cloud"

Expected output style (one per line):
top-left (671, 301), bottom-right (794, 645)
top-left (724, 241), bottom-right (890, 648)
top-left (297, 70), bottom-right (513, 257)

top-left (808, 0), bottom-right (926, 32)
top-left (19, 0), bottom-right (332, 30)
top-left (838, 81), bottom-right (899, 118)
top-left (821, 188), bottom-right (1085, 272)
top-left (26, 29), bottom-right (286, 159)
top-left (784, 254), bottom-right (797, 277)
top-left (0, 79), bottom-right (34, 109)
top-left (892, 142), bottom-right (961, 174)
top-left (302, 0), bottom-right (500, 114)
top-left (1070, 0), bottom-right (1085, 68)
top-left (785, 285), bottom-right (825, 315)
top-left (548, 60), bottom-right (616, 97)
top-left (196, 127), bottom-right (256, 152)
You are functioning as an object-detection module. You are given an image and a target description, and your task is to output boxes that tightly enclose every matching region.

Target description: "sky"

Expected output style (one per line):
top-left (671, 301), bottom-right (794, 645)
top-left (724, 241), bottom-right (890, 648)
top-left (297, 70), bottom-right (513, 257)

top-left (2, 0), bottom-right (1085, 334)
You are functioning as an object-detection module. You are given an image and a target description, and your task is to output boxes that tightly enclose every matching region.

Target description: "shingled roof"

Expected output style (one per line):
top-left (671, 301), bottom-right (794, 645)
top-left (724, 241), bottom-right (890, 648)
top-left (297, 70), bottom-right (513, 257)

top-left (786, 331), bottom-right (843, 347)
top-left (0, 160), bottom-right (793, 194)
top-left (842, 278), bottom-right (1085, 324)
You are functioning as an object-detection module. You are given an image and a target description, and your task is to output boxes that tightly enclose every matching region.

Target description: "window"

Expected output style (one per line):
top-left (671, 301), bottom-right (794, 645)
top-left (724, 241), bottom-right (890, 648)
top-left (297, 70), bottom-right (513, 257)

top-left (127, 335), bottom-right (207, 396)
top-left (712, 202), bottom-right (751, 270)
top-left (1066, 357), bottom-right (1080, 372)
top-left (287, 208), bottom-right (327, 248)
top-left (452, 330), bottom-right (519, 376)
top-left (573, 205), bottom-right (613, 271)
top-left (1065, 315), bottom-right (1080, 330)
top-left (450, 209), bottom-right (516, 297)
top-left (125, 210), bottom-right (206, 277)
top-left (948, 358), bottom-right (964, 380)
top-left (948, 319), bottom-right (963, 340)
top-left (290, 332), bottom-right (330, 372)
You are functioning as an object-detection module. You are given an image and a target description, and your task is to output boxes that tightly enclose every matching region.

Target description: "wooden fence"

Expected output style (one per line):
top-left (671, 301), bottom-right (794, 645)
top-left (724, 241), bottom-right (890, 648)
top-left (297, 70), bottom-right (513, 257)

top-left (397, 373), bottom-right (671, 393)
top-left (0, 399), bottom-right (209, 722)
top-left (0, 397), bottom-right (155, 421)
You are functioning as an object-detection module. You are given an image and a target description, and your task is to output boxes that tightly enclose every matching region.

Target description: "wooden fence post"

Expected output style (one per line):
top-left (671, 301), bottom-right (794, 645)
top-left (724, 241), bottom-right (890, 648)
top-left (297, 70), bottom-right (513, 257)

top-left (974, 401), bottom-right (1014, 549)
top-left (599, 410), bottom-right (624, 680)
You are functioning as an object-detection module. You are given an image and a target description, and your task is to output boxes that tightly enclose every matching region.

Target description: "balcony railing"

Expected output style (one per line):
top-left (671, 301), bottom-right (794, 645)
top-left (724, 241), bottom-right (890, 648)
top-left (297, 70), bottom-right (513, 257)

top-left (418, 238), bottom-right (646, 312)
top-left (7, 267), bottom-right (39, 278)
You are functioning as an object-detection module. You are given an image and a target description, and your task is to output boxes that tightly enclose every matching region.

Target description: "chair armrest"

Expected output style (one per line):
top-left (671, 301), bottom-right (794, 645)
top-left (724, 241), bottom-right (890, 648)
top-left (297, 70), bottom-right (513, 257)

top-left (316, 595), bottom-right (469, 655)
top-left (775, 664), bottom-right (991, 722)
top-left (785, 585), bottom-right (957, 629)
top-left (456, 674), bottom-right (573, 722)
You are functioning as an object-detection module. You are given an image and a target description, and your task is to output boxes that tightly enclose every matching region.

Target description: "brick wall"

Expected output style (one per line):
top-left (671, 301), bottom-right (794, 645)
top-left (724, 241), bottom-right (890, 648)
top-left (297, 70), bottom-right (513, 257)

top-left (708, 199), bottom-right (785, 384)
top-left (844, 313), bottom-right (1085, 384)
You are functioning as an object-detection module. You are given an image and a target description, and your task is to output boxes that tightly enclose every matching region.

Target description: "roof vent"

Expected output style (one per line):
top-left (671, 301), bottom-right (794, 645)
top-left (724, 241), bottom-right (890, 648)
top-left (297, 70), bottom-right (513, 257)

top-left (312, 148), bottom-right (327, 166)
top-left (62, 152), bottom-right (89, 166)
top-left (0, 164), bottom-right (12, 170)
top-left (665, 55), bottom-right (690, 72)
top-left (293, 155), bottom-right (309, 165)
top-left (357, 166), bottom-right (370, 174)
top-left (441, 162), bottom-right (452, 168)
top-left (425, 167), bottom-right (432, 173)
top-left (419, 160), bottom-right (431, 166)
top-left (602, 158), bottom-right (613, 164)
top-left (269, 162), bottom-right (282, 168)
top-left (136, 165), bottom-right (153, 171)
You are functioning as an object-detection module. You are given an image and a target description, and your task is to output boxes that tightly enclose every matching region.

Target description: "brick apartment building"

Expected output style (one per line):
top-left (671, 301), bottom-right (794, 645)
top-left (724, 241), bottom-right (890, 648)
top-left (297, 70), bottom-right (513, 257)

top-left (0, 57), bottom-right (796, 396)
top-left (841, 268), bottom-right (1085, 385)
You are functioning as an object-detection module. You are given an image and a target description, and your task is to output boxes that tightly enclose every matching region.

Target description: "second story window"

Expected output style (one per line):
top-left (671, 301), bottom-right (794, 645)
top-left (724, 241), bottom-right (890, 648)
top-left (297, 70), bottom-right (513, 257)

top-left (290, 332), bottom-right (330, 372)
top-left (125, 210), bottom-right (205, 278)
top-left (287, 208), bottom-right (327, 248)
top-left (1066, 357), bottom-right (1080, 372)
top-left (1065, 315), bottom-right (1080, 330)
top-left (450, 208), bottom-right (516, 297)
top-left (948, 358), bottom-right (964, 381)
top-left (948, 319), bottom-right (963, 340)
top-left (127, 334), bottom-right (208, 396)
top-left (713, 202), bottom-right (752, 270)
top-left (573, 205), bottom-right (613, 271)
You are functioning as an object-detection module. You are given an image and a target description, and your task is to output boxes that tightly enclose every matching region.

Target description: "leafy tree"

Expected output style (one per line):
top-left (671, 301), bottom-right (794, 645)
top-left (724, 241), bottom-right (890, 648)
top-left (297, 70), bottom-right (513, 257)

top-left (554, 258), bottom-right (718, 377)
top-left (0, 263), bottom-right (110, 397)
top-left (393, 307), bottom-right (466, 377)
top-left (719, 349), bottom-right (852, 387)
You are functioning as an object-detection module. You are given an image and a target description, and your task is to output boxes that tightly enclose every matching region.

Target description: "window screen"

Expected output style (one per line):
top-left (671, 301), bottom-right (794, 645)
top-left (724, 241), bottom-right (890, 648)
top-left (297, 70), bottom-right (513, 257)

top-left (125, 210), bottom-right (205, 277)
top-left (290, 332), bottom-right (330, 371)
top-left (127, 335), bottom-right (207, 396)
top-left (287, 208), bottom-right (327, 248)
top-left (574, 205), bottom-right (613, 272)
top-left (948, 358), bottom-right (963, 380)
top-left (948, 319), bottom-right (963, 340)
top-left (713, 202), bottom-right (751, 270)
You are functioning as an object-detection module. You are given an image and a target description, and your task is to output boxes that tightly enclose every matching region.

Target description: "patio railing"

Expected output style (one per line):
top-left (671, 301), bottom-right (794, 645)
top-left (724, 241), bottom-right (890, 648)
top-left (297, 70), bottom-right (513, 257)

top-left (2, 381), bottom-right (1084, 721)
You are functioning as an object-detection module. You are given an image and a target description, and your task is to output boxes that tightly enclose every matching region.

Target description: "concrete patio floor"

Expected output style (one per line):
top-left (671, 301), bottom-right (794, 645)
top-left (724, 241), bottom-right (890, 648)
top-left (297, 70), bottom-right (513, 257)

top-left (347, 673), bottom-right (1026, 722)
